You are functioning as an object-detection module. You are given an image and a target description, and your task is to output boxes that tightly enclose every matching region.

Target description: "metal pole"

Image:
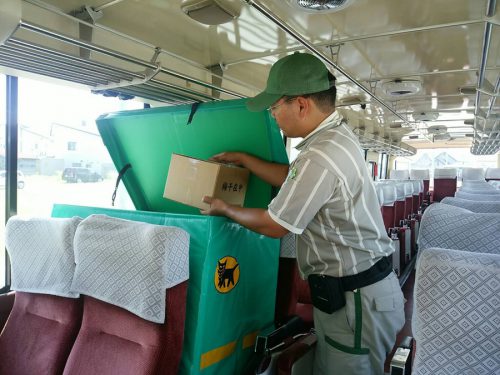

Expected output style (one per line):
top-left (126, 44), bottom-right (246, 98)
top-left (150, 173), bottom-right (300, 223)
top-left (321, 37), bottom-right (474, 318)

top-left (244, 0), bottom-right (409, 125)
top-left (4, 75), bottom-right (18, 288)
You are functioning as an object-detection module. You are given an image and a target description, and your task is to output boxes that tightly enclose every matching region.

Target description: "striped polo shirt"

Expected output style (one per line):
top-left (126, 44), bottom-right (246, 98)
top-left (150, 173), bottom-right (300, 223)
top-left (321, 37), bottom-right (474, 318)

top-left (268, 111), bottom-right (394, 278)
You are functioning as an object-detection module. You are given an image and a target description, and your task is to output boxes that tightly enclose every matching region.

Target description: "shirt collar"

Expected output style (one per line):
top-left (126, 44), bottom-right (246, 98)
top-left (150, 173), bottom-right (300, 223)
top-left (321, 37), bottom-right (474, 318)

top-left (295, 111), bottom-right (343, 150)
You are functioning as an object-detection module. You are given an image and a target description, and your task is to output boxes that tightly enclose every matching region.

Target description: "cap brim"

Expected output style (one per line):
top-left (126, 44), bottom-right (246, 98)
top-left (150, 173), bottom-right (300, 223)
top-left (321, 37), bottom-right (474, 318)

top-left (246, 91), bottom-right (282, 112)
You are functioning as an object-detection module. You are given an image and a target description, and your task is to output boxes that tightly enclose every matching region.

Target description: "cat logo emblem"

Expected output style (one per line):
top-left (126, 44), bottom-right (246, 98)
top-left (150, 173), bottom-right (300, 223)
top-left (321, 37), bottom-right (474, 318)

top-left (214, 256), bottom-right (240, 293)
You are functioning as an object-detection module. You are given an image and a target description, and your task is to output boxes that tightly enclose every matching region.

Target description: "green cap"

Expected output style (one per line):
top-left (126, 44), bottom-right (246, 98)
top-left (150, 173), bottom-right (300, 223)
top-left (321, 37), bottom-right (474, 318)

top-left (246, 52), bottom-right (330, 112)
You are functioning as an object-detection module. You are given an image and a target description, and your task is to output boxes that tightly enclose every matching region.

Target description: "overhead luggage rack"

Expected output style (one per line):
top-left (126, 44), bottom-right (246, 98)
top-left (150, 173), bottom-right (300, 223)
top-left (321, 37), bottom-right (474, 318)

top-left (354, 129), bottom-right (416, 156)
top-left (0, 2), bottom-right (247, 105)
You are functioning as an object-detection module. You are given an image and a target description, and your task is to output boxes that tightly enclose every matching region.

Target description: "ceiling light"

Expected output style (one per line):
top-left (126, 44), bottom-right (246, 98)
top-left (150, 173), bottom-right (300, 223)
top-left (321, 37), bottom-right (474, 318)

top-left (286, 0), bottom-right (354, 13)
top-left (381, 79), bottom-right (422, 97)
top-left (459, 86), bottom-right (476, 95)
top-left (413, 112), bottom-right (439, 122)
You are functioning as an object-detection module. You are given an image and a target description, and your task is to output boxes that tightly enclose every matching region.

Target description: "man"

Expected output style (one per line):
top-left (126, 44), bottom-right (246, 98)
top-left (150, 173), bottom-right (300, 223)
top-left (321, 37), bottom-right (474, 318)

top-left (200, 52), bottom-right (405, 375)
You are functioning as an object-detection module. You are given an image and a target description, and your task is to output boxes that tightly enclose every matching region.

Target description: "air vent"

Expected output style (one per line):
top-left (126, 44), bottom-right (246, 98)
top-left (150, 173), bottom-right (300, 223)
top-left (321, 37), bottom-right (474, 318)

top-left (433, 133), bottom-right (452, 141)
top-left (181, 0), bottom-right (241, 25)
top-left (286, 0), bottom-right (354, 12)
top-left (427, 125), bottom-right (447, 134)
top-left (413, 112), bottom-right (439, 122)
top-left (381, 79), bottom-right (422, 97)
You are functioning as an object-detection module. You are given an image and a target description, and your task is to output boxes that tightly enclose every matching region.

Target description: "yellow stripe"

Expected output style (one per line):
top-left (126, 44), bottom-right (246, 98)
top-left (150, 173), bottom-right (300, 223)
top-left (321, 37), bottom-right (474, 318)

top-left (242, 331), bottom-right (259, 350)
top-left (200, 341), bottom-right (237, 370)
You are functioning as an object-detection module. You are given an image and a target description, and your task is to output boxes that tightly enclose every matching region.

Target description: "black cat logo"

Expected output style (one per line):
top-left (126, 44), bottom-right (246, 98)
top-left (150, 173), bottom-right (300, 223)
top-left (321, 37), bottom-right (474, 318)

top-left (214, 256), bottom-right (240, 293)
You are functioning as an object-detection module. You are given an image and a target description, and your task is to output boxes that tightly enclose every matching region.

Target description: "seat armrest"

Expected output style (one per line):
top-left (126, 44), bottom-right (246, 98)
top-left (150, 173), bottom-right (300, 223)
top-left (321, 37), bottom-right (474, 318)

top-left (276, 333), bottom-right (317, 375)
top-left (390, 336), bottom-right (413, 375)
top-left (255, 315), bottom-right (306, 355)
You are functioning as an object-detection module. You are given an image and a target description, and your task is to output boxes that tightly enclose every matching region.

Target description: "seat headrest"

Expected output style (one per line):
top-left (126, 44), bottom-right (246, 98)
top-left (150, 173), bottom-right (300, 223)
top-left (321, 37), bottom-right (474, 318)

top-left (461, 167), bottom-right (485, 181)
top-left (418, 203), bottom-right (500, 254)
top-left (485, 167), bottom-right (500, 179)
top-left (5, 216), bottom-right (81, 298)
top-left (389, 170), bottom-right (410, 180)
top-left (71, 215), bottom-right (190, 323)
top-left (410, 169), bottom-right (429, 179)
top-left (441, 197), bottom-right (500, 213)
top-left (380, 183), bottom-right (397, 205)
top-left (434, 168), bottom-right (457, 179)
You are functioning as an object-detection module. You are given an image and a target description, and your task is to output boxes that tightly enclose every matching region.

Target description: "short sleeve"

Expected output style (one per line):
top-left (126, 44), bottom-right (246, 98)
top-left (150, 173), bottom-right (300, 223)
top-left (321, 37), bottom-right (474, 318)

top-left (268, 157), bottom-right (337, 234)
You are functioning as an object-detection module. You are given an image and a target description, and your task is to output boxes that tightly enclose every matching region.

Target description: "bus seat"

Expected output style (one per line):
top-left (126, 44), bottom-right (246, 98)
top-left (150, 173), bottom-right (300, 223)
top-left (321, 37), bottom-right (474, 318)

top-left (380, 182), bottom-right (397, 230)
top-left (403, 181), bottom-right (414, 220)
top-left (0, 292), bottom-right (15, 333)
top-left (410, 180), bottom-right (422, 215)
top-left (373, 183), bottom-right (385, 208)
top-left (62, 214), bottom-right (190, 375)
top-left (410, 169), bottom-right (430, 201)
top-left (275, 233), bottom-right (313, 329)
top-left (418, 203), bottom-right (500, 254)
top-left (489, 180), bottom-right (500, 190)
top-left (485, 167), bottom-right (500, 181)
top-left (441, 197), bottom-right (500, 213)
top-left (461, 167), bottom-right (485, 181)
top-left (455, 190), bottom-right (500, 201)
top-left (394, 182), bottom-right (407, 225)
top-left (461, 180), bottom-right (497, 192)
top-left (412, 247), bottom-right (500, 375)
top-left (0, 216), bottom-right (83, 375)
top-left (432, 168), bottom-right (457, 202)
top-left (390, 169), bottom-right (410, 180)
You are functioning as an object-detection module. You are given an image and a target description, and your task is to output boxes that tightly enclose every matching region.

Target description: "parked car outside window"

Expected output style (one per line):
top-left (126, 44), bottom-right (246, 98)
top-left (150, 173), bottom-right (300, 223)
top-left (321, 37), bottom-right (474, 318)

top-left (62, 167), bottom-right (103, 183)
top-left (0, 170), bottom-right (25, 189)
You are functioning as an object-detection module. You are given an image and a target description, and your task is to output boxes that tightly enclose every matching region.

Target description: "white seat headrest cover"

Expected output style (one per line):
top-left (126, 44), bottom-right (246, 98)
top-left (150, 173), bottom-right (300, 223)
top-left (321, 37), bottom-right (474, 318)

top-left (71, 215), bottom-right (190, 323)
top-left (5, 216), bottom-right (81, 298)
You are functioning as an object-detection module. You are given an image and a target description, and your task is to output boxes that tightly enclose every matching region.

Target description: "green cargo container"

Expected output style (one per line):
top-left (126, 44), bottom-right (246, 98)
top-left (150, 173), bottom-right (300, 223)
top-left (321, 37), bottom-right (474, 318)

top-left (52, 204), bottom-right (279, 375)
top-left (53, 100), bottom-right (289, 374)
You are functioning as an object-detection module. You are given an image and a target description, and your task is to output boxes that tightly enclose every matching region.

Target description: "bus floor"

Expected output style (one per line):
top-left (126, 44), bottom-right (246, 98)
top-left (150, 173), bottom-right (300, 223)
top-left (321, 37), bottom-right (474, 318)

top-left (384, 268), bottom-right (415, 373)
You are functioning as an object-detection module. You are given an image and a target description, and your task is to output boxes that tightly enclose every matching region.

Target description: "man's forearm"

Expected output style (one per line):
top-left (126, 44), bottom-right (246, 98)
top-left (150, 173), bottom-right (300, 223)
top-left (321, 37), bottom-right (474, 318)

top-left (241, 155), bottom-right (289, 187)
top-left (223, 205), bottom-right (288, 238)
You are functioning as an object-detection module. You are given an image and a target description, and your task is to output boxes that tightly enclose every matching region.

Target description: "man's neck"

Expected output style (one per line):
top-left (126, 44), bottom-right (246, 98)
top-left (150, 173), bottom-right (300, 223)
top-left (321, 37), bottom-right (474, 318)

top-left (302, 109), bottom-right (336, 138)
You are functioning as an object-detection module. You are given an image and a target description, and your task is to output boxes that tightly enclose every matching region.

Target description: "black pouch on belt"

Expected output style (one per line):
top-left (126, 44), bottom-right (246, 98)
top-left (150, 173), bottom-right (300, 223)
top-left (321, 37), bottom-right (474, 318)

top-left (307, 274), bottom-right (346, 314)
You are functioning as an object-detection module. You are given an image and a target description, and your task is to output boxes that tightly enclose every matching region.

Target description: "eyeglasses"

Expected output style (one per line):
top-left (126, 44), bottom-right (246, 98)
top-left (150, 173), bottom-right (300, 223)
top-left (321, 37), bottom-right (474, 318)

top-left (267, 97), bottom-right (297, 113)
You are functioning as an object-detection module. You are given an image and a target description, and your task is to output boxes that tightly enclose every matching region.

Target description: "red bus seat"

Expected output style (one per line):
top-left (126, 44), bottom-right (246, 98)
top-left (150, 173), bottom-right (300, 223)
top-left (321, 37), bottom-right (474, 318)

top-left (62, 215), bottom-right (190, 375)
top-left (432, 168), bottom-right (457, 202)
top-left (0, 216), bottom-right (83, 375)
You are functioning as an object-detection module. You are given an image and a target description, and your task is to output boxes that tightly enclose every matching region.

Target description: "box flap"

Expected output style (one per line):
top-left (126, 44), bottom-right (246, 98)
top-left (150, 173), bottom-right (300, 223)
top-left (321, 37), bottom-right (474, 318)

top-left (97, 99), bottom-right (288, 214)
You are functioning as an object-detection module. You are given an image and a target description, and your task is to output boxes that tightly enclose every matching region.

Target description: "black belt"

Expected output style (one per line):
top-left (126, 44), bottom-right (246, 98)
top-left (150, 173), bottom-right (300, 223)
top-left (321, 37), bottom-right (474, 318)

top-left (308, 257), bottom-right (393, 314)
top-left (340, 256), bottom-right (393, 291)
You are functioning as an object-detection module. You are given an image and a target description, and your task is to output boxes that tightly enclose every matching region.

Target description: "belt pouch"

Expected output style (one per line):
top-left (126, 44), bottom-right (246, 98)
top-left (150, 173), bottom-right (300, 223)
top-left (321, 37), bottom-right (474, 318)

top-left (307, 274), bottom-right (346, 314)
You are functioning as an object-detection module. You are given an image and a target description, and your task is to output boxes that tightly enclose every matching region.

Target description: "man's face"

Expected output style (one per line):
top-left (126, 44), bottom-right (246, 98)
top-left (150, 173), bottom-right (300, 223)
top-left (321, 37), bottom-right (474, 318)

top-left (268, 97), bottom-right (298, 137)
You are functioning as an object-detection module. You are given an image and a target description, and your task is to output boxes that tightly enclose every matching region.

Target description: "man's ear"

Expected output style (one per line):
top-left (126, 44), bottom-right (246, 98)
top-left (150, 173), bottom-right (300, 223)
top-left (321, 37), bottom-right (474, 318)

top-left (296, 96), bottom-right (310, 118)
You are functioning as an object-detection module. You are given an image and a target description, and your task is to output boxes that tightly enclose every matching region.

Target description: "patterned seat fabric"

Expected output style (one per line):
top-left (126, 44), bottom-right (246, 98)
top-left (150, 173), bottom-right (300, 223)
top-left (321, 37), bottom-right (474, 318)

top-left (0, 216), bottom-right (83, 375)
top-left (455, 190), bottom-right (500, 201)
top-left (418, 203), bottom-right (500, 254)
top-left (63, 215), bottom-right (190, 375)
top-left (441, 197), bottom-right (500, 214)
top-left (412, 247), bottom-right (500, 375)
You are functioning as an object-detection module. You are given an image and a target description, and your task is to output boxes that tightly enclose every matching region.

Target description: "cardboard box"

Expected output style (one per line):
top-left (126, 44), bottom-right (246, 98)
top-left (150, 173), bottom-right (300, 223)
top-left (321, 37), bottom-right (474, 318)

top-left (164, 153), bottom-right (249, 210)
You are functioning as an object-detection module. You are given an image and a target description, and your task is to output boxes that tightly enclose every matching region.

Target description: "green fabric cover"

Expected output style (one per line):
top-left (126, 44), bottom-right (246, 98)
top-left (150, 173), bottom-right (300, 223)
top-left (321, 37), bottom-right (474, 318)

top-left (52, 204), bottom-right (279, 375)
top-left (96, 99), bottom-right (288, 214)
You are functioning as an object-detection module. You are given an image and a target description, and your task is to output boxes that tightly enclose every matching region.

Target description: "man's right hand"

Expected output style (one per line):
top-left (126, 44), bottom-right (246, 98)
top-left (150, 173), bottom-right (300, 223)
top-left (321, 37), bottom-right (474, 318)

top-left (210, 151), bottom-right (289, 187)
top-left (210, 152), bottom-right (247, 166)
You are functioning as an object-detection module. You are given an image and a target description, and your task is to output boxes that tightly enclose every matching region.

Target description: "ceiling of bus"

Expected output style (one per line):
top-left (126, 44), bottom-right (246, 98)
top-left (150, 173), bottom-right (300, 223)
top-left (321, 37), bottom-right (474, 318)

top-left (0, 0), bottom-right (499, 155)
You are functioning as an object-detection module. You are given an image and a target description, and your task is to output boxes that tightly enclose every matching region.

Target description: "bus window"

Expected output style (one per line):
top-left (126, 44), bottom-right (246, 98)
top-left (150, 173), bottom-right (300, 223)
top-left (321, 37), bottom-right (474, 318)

top-left (14, 77), bottom-right (143, 219)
